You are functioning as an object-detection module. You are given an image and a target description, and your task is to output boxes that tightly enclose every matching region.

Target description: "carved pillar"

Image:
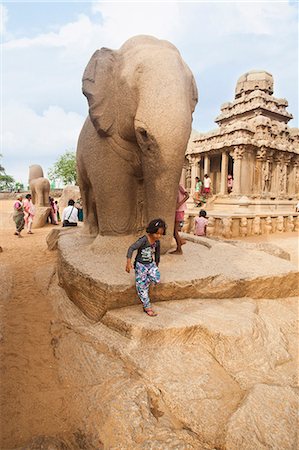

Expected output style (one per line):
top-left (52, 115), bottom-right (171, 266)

top-left (255, 147), bottom-right (266, 197)
top-left (204, 154), bottom-right (210, 175)
top-left (294, 158), bottom-right (299, 195)
top-left (274, 154), bottom-right (289, 199)
top-left (185, 156), bottom-right (192, 191)
top-left (284, 154), bottom-right (292, 197)
top-left (273, 153), bottom-right (284, 199)
top-left (220, 151), bottom-right (228, 195)
top-left (231, 146), bottom-right (245, 195)
top-left (258, 148), bottom-right (274, 198)
top-left (288, 156), bottom-right (299, 197)
top-left (188, 155), bottom-right (200, 195)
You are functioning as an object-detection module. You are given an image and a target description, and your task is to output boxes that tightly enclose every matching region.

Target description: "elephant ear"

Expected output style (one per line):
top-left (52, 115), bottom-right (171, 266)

top-left (82, 48), bottom-right (117, 136)
top-left (190, 74), bottom-right (198, 113)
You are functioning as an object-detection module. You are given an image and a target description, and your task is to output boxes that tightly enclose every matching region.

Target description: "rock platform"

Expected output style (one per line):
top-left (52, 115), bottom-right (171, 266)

top-left (57, 231), bottom-right (298, 321)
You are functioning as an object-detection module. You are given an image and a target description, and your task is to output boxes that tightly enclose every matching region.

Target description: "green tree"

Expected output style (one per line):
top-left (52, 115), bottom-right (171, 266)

top-left (0, 154), bottom-right (15, 191)
top-left (48, 151), bottom-right (77, 185)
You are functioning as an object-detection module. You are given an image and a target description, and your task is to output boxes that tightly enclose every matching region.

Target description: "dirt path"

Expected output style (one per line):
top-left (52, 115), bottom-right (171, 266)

top-left (0, 225), bottom-right (76, 448)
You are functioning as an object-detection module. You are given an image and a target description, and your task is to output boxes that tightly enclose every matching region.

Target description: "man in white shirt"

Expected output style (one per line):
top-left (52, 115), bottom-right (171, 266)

top-left (203, 174), bottom-right (212, 198)
top-left (62, 199), bottom-right (78, 227)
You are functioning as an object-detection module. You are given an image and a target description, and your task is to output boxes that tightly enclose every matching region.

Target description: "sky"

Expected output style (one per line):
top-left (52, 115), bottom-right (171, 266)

top-left (1, 0), bottom-right (298, 186)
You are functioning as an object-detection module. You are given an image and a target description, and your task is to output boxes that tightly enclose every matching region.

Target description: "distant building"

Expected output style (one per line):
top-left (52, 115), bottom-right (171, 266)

top-left (183, 71), bottom-right (299, 237)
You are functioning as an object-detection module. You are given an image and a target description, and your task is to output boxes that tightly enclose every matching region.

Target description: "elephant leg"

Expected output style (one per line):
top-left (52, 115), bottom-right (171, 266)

top-left (83, 183), bottom-right (98, 236)
top-left (78, 163), bottom-right (98, 236)
top-left (94, 153), bottom-right (139, 235)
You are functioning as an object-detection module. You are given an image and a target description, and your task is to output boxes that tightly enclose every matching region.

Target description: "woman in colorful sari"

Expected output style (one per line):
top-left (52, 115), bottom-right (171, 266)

top-left (23, 193), bottom-right (35, 234)
top-left (13, 195), bottom-right (25, 237)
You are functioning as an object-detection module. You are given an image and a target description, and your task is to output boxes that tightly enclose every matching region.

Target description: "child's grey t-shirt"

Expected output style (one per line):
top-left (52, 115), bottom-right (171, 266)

top-left (126, 235), bottom-right (160, 266)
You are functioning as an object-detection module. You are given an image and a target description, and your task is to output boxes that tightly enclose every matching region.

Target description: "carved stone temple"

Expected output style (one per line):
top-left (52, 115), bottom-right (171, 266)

top-left (183, 70), bottom-right (299, 238)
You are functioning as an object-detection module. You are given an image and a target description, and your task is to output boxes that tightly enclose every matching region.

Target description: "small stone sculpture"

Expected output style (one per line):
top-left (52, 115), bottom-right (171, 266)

top-left (221, 217), bottom-right (232, 239)
top-left (239, 217), bottom-right (248, 237)
top-left (264, 216), bottom-right (272, 234)
top-left (252, 216), bottom-right (261, 235)
top-left (29, 164), bottom-right (50, 207)
top-left (206, 217), bottom-right (215, 237)
top-left (276, 216), bottom-right (284, 233)
top-left (286, 215), bottom-right (294, 232)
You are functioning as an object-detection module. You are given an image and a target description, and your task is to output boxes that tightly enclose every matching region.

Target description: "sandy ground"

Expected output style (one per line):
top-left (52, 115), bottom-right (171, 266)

top-left (0, 200), bottom-right (90, 449)
top-left (0, 198), bottom-right (298, 448)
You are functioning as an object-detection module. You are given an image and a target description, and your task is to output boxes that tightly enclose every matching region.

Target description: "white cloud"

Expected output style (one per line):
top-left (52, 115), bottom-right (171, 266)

top-left (1, 1), bottom-right (297, 183)
top-left (2, 102), bottom-right (85, 184)
top-left (0, 3), bottom-right (8, 35)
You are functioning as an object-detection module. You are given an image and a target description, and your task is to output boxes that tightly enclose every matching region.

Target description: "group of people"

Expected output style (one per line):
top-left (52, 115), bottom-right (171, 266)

top-left (193, 173), bottom-right (233, 206)
top-left (13, 195), bottom-right (83, 237)
top-left (13, 194), bottom-right (35, 237)
top-left (192, 174), bottom-right (212, 207)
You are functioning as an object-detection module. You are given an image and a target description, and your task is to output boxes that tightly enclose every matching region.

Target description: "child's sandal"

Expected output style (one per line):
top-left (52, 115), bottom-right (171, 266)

top-left (143, 308), bottom-right (158, 317)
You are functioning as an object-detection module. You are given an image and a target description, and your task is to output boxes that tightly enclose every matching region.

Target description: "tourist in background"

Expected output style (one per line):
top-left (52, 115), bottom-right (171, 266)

top-left (227, 174), bottom-right (233, 194)
top-left (49, 197), bottom-right (58, 225)
top-left (13, 195), bottom-right (25, 237)
top-left (126, 218), bottom-right (166, 317)
top-left (75, 197), bottom-right (84, 222)
top-left (203, 174), bottom-right (212, 198)
top-left (55, 201), bottom-right (60, 222)
top-left (193, 176), bottom-right (203, 206)
top-left (171, 184), bottom-right (189, 255)
top-left (23, 193), bottom-right (35, 234)
top-left (62, 199), bottom-right (78, 227)
top-left (194, 209), bottom-right (208, 236)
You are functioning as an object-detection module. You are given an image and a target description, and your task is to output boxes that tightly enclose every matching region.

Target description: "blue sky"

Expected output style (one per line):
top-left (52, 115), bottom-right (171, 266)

top-left (1, 1), bottom-right (298, 185)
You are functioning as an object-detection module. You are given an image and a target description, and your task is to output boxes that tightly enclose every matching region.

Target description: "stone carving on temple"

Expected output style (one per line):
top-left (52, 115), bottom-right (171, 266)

top-left (183, 70), bottom-right (298, 239)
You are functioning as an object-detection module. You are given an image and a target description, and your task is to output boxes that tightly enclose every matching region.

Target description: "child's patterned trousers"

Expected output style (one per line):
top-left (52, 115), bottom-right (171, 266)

top-left (135, 261), bottom-right (160, 309)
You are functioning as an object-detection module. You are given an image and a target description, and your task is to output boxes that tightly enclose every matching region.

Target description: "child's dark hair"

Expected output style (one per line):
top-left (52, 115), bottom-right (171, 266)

top-left (146, 218), bottom-right (167, 235)
top-left (199, 209), bottom-right (207, 217)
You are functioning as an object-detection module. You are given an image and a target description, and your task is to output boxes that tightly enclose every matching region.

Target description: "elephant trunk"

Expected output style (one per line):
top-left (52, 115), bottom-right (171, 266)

top-left (135, 110), bottom-right (192, 252)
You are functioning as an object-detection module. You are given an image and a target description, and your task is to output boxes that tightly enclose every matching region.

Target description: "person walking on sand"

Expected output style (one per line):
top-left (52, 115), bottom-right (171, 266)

top-left (171, 184), bottom-right (189, 255)
top-left (23, 193), bottom-right (35, 234)
top-left (125, 218), bottom-right (166, 317)
top-left (13, 195), bottom-right (25, 237)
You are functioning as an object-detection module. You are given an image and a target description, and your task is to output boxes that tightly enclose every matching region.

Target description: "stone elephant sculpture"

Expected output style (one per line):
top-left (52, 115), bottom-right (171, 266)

top-left (29, 164), bottom-right (50, 207)
top-left (77, 35), bottom-right (198, 251)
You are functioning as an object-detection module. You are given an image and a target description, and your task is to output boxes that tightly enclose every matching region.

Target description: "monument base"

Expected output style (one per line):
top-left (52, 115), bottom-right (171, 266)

top-left (57, 232), bottom-right (298, 321)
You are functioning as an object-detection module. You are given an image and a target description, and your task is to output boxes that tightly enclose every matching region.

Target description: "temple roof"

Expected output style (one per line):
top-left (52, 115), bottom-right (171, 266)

top-left (188, 70), bottom-right (298, 157)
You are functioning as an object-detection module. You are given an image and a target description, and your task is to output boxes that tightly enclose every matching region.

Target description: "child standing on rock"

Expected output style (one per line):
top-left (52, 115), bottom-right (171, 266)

top-left (125, 219), bottom-right (166, 317)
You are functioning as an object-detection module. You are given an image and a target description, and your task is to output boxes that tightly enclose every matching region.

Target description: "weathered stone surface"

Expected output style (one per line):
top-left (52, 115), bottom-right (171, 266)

top-left (47, 278), bottom-right (298, 449)
top-left (58, 185), bottom-right (80, 212)
top-left (32, 206), bottom-right (51, 229)
top-left (225, 384), bottom-right (298, 450)
top-left (77, 35), bottom-right (198, 252)
top-left (57, 233), bottom-right (298, 320)
top-left (46, 227), bottom-right (79, 251)
top-left (29, 164), bottom-right (51, 207)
